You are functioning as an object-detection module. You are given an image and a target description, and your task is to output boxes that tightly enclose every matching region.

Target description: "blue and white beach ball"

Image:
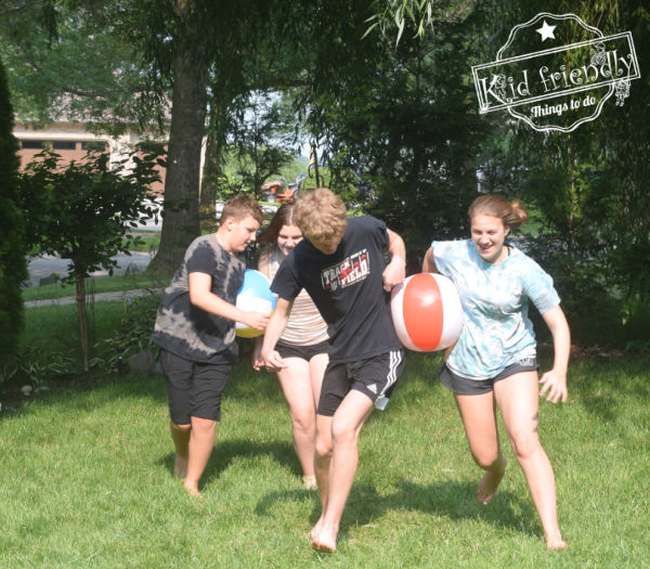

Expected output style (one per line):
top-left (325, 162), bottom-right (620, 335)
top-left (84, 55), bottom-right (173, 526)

top-left (235, 269), bottom-right (277, 338)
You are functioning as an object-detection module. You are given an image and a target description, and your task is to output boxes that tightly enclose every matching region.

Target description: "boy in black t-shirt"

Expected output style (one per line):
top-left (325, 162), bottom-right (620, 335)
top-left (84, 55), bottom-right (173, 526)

top-left (261, 188), bottom-right (406, 552)
top-left (153, 195), bottom-right (269, 497)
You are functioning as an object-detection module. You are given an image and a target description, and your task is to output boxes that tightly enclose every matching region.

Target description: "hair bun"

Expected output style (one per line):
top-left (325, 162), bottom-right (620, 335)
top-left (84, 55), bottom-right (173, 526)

top-left (510, 200), bottom-right (528, 227)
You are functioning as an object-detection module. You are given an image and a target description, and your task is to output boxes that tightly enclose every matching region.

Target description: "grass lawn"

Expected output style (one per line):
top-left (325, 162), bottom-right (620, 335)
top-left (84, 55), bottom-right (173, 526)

top-left (2, 305), bottom-right (648, 568)
top-left (22, 273), bottom-right (165, 302)
top-left (125, 232), bottom-right (161, 253)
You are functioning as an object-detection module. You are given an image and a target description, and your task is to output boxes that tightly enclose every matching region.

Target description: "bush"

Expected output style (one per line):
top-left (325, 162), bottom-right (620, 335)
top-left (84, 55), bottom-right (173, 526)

top-left (95, 292), bottom-right (161, 372)
top-left (522, 234), bottom-right (628, 347)
top-left (0, 58), bottom-right (27, 366)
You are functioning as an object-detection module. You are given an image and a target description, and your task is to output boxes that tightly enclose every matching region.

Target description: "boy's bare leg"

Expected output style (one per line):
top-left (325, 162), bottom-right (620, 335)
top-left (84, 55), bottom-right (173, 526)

top-left (184, 417), bottom-right (219, 497)
top-left (311, 414), bottom-right (333, 540)
top-left (311, 391), bottom-right (374, 552)
top-left (305, 353), bottom-right (328, 489)
top-left (170, 422), bottom-right (191, 478)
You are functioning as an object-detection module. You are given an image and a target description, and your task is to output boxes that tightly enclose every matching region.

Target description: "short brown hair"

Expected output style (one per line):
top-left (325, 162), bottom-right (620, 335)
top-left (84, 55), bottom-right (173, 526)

top-left (468, 194), bottom-right (528, 230)
top-left (293, 188), bottom-right (347, 242)
top-left (220, 194), bottom-right (264, 225)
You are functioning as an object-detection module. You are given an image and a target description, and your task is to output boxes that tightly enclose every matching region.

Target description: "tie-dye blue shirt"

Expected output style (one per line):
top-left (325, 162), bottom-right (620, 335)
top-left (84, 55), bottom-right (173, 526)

top-left (432, 239), bottom-right (560, 380)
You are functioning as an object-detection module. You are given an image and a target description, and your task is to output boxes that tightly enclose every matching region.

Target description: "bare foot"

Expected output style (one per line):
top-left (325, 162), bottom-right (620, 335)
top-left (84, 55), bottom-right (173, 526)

top-left (183, 479), bottom-right (201, 497)
top-left (303, 475), bottom-right (317, 490)
top-left (476, 457), bottom-right (507, 505)
top-left (174, 456), bottom-right (188, 479)
top-left (309, 517), bottom-right (324, 542)
top-left (310, 525), bottom-right (337, 553)
top-left (545, 534), bottom-right (568, 550)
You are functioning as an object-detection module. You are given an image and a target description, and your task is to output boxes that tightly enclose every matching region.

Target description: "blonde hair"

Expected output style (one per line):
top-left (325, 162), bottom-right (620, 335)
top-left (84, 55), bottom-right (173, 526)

top-left (293, 188), bottom-right (347, 242)
top-left (468, 194), bottom-right (528, 230)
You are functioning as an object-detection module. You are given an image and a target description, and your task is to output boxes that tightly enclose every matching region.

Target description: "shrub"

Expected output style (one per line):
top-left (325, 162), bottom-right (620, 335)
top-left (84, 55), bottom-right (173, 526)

top-left (95, 292), bottom-right (161, 372)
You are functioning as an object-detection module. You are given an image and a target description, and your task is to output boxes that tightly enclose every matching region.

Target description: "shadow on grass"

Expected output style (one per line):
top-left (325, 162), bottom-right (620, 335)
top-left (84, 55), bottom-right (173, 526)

top-left (157, 438), bottom-right (298, 487)
top-left (255, 478), bottom-right (538, 540)
top-left (0, 372), bottom-right (168, 422)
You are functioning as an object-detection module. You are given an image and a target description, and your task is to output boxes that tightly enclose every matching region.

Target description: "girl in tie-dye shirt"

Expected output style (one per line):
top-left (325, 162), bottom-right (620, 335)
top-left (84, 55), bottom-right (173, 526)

top-left (423, 194), bottom-right (570, 550)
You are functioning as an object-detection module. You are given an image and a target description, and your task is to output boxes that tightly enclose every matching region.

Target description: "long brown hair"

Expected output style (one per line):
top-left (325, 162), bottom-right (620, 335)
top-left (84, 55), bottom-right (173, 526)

top-left (258, 204), bottom-right (298, 245)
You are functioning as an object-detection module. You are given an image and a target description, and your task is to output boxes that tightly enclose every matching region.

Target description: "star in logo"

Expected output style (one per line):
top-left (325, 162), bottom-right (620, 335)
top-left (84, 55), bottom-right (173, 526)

top-left (536, 20), bottom-right (557, 42)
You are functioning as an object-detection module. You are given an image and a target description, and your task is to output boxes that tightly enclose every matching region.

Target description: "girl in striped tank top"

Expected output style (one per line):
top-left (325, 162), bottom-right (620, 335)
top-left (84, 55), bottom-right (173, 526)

top-left (253, 205), bottom-right (329, 490)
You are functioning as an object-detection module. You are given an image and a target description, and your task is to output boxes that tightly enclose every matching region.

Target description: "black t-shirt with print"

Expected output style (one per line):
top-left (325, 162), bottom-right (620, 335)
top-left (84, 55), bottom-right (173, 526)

top-left (271, 216), bottom-right (401, 363)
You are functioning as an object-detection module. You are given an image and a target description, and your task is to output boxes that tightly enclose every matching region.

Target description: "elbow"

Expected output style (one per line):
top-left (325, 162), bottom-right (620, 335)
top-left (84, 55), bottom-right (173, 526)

top-left (189, 291), bottom-right (204, 309)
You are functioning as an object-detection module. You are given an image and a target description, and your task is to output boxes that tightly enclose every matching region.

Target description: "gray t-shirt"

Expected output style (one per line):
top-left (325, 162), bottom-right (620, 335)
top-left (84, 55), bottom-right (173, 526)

top-left (153, 234), bottom-right (245, 362)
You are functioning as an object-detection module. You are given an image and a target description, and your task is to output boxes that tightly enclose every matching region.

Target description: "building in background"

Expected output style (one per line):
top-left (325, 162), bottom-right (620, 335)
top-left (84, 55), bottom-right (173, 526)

top-left (14, 121), bottom-right (167, 194)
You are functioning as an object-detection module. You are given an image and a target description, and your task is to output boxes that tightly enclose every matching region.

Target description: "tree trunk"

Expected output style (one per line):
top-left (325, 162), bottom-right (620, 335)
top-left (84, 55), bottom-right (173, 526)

top-left (75, 272), bottom-right (89, 373)
top-left (199, 100), bottom-right (228, 233)
top-left (148, 30), bottom-right (209, 276)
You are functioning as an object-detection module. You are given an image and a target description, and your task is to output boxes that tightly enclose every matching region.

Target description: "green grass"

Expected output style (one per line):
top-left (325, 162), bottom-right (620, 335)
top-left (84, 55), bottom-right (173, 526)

top-left (2, 305), bottom-right (649, 568)
top-left (125, 232), bottom-right (161, 253)
top-left (19, 302), bottom-right (127, 357)
top-left (23, 273), bottom-right (165, 302)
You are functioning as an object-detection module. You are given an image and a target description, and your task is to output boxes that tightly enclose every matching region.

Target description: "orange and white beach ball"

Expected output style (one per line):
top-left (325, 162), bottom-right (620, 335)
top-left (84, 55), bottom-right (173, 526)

top-left (391, 273), bottom-right (463, 352)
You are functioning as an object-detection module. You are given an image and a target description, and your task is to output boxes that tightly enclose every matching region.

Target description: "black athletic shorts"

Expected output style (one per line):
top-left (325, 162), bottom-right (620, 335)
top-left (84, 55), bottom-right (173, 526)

top-left (276, 339), bottom-right (330, 362)
top-left (159, 349), bottom-right (234, 424)
top-left (317, 349), bottom-right (406, 417)
top-left (440, 357), bottom-right (538, 396)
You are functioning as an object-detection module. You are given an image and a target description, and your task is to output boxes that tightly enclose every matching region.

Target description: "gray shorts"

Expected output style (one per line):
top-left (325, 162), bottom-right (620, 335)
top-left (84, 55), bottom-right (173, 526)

top-left (440, 358), bottom-right (538, 396)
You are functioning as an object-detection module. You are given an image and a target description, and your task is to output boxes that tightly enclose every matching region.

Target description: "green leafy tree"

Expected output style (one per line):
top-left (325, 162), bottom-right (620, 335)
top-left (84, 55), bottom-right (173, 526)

top-left (18, 149), bottom-right (159, 370)
top-left (0, 1), bottom-right (166, 134)
top-left (0, 56), bottom-right (27, 368)
top-left (287, 0), bottom-right (492, 270)
top-left (474, 0), bottom-right (650, 344)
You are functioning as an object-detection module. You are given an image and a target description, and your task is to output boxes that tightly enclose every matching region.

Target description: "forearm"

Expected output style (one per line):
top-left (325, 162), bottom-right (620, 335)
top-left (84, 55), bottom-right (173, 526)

top-left (387, 229), bottom-right (406, 266)
top-left (190, 290), bottom-right (246, 323)
top-left (551, 321), bottom-right (570, 374)
top-left (261, 305), bottom-right (290, 353)
top-left (545, 306), bottom-right (571, 374)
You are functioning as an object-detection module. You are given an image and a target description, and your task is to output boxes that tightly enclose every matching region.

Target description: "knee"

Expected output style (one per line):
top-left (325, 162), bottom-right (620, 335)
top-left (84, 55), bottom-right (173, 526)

top-left (171, 422), bottom-right (192, 433)
top-left (315, 436), bottom-right (333, 460)
top-left (331, 420), bottom-right (357, 446)
top-left (470, 450), bottom-right (501, 471)
top-left (291, 408), bottom-right (316, 436)
top-left (509, 430), bottom-right (541, 460)
top-left (192, 417), bottom-right (217, 433)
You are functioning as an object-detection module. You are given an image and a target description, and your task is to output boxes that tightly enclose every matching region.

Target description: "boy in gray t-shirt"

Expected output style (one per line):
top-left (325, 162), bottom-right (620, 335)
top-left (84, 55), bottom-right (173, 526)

top-left (153, 195), bottom-right (268, 497)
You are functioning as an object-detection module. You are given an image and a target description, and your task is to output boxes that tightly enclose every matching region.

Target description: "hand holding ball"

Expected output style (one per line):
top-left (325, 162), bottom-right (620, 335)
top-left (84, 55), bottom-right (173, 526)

top-left (391, 273), bottom-right (463, 352)
top-left (236, 269), bottom-right (277, 338)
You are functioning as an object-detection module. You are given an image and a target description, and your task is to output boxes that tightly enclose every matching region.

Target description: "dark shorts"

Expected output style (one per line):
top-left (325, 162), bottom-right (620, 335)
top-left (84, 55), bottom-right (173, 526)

top-left (317, 349), bottom-right (406, 417)
top-left (159, 349), bottom-right (233, 424)
top-left (440, 357), bottom-right (538, 396)
top-left (276, 339), bottom-right (330, 362)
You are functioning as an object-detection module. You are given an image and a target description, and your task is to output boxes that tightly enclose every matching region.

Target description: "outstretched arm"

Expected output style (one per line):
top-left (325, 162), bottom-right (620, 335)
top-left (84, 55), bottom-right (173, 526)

top-left (260, 298), bottom-right (292, 370)
top-left (383, 228), bottom-right (406, 291)
top-left (539, 305), bottom-right (571, 403)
